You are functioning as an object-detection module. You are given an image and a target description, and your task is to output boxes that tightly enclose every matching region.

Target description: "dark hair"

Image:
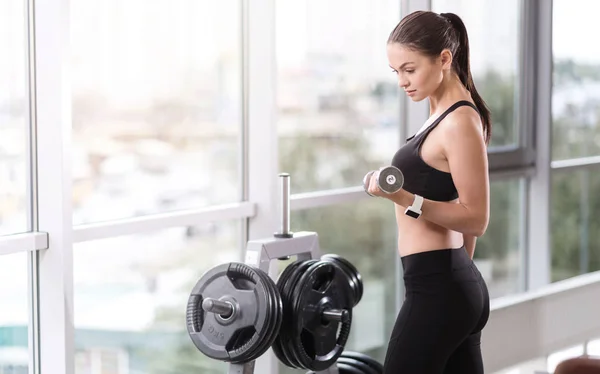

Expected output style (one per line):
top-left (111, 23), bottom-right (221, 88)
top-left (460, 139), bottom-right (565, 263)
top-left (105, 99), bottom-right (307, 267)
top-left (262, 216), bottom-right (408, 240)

top-left (388, 11), bottom-right (491, 144)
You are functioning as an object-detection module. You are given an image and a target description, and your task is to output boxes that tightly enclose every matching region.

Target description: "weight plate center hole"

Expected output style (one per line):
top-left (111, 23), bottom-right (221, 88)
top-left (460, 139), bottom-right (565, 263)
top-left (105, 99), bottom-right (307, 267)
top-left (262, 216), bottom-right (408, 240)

top-left (218, 302), bottom-right (234, 321)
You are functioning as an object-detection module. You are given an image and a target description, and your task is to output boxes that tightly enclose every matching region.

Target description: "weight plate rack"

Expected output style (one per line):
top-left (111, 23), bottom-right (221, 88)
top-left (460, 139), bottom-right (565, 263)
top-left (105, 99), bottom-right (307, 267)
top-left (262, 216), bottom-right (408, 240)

top-left (225, 173), bottom-right (340, 374)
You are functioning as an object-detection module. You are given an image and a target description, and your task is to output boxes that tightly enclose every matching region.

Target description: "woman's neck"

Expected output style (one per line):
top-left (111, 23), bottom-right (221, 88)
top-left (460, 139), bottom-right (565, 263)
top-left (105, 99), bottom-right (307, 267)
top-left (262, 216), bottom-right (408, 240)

top-left (428, 72), bottom-right (472, 115)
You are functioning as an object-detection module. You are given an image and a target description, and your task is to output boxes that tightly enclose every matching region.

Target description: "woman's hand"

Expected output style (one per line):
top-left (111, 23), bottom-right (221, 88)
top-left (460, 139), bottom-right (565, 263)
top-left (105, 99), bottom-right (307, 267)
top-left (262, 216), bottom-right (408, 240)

top-left (367, 170), bottom-right (394, 198)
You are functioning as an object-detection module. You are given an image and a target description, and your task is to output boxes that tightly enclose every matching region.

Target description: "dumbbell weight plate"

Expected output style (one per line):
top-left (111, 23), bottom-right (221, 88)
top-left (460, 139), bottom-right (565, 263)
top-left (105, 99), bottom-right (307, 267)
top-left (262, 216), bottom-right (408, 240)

top-left (186, 262), bottom-right (276, 363)
top-left (285, 259), bottom-right (324, 369)
top-left (276, 260), bottom-right (319, 369)
top-left (247, 266), bottom-right (283, 363)
top-left (377, 166), bottom-right (404, 194)
top-left (321, 254), bottom-right (363, 307)
top-left (340, 351), bottom-right (384, 374)
top-left (290, 260), bottom-right (353, 372)
top-left (233, 267), bottom-right (274, 364)
top-left (337, 362), bottom-right (364, 374)
top-left (273, 260), bottom-right (311, 368)
top-left (337, 357), bottom-right (379, 374)
top-left (271, 262), bottom-right (296, 367)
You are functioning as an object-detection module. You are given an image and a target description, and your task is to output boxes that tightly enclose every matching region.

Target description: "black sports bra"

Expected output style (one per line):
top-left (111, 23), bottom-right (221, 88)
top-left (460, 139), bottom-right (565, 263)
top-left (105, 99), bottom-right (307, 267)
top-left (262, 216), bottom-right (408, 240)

top-left (391, 100), bottom-right (479, 202)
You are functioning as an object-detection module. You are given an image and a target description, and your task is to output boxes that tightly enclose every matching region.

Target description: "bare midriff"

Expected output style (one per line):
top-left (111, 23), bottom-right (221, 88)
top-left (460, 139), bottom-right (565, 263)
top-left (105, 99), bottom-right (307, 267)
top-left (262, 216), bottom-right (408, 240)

top-left (394, 200), bottom-right (464, 257)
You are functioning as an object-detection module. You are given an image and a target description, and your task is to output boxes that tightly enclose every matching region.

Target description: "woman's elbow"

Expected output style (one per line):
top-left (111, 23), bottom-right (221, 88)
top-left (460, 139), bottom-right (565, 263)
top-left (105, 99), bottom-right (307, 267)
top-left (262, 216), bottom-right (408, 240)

top-left (470, 213), bottom-right (489, 237)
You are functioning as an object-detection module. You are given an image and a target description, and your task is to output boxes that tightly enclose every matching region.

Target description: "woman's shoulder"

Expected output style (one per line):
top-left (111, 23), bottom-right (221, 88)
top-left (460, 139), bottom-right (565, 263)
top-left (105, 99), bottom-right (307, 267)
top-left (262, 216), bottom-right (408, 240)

top-left (439, 102), bottom-right (484, 140)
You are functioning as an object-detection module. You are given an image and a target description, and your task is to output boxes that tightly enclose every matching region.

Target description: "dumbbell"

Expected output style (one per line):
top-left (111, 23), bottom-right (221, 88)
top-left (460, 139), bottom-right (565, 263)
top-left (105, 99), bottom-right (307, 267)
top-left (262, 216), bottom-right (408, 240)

top-left (363, 166), bottom-right (404, 196)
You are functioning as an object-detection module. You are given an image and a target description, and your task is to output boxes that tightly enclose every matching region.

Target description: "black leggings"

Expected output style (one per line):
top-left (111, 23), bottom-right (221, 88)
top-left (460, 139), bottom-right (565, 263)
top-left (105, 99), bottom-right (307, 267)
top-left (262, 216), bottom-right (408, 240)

top-left (383, 247), bottom-right (490, 374)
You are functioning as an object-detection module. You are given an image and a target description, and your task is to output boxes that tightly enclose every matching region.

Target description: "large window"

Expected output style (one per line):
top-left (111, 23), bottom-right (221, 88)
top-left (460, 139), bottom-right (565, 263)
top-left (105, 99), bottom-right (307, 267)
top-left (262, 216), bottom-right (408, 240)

top-left (551, 169), bottom-right (600, 282)
top-left (432, 0), bottom-right (521, 149)
top-left (279, 197), bottom-right (399, 374)
top-left (552, 0), bottom-right (600, 161)
top-left (475, 178), bottom-right (526, 298)
top-left (276, 0), bottom-right (402, 193)
top-left (73, 221), bottom-right (241, 374)
top-left (70, 0), bottom-right (243, 225)
top-left (0, 253), bottom-right (29, 374)
top-left (0, 0), bottom-right (29, 235)
top-left (550, 0), bottom-right (600, 283)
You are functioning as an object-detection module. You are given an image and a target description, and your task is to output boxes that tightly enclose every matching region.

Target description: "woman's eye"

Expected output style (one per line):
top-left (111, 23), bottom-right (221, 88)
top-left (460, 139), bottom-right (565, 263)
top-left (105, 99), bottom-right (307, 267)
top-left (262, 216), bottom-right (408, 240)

top-left (405, 70), bottom-right (415, 73)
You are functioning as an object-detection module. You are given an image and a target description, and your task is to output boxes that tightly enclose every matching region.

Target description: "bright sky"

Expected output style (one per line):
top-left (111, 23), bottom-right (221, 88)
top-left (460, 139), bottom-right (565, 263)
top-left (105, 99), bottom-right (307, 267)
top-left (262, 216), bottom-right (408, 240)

top-left (552, 0), bottom-right (600, 63)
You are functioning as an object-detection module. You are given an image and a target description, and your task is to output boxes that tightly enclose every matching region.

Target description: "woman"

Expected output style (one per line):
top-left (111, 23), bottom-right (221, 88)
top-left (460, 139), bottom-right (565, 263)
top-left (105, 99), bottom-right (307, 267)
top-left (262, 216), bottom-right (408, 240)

top-left (367, 10), bottom-right (492, 374)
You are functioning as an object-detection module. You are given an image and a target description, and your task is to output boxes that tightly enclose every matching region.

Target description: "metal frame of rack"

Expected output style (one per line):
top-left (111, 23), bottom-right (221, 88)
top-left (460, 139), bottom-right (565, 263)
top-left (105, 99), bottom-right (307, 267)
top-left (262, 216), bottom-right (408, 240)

top-left (227, 174), bottom-right (340, 374)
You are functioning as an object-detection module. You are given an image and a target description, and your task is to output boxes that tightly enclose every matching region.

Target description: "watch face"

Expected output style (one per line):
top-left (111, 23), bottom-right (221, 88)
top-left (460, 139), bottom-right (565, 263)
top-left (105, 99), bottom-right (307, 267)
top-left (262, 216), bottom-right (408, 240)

top-left (405, 210), bottom-right (420, 219)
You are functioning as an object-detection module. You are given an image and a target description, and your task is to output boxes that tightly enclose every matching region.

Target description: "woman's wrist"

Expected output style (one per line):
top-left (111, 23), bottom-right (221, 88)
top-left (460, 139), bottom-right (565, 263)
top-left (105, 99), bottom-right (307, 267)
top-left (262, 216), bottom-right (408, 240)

top-left (393, 188), bottom-right (413, 207)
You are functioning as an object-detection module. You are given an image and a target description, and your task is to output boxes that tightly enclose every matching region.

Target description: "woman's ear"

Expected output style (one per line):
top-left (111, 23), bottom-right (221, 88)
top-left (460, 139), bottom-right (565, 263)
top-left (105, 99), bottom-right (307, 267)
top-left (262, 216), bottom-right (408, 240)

top-left (440, 49), bottom-right (453, 70)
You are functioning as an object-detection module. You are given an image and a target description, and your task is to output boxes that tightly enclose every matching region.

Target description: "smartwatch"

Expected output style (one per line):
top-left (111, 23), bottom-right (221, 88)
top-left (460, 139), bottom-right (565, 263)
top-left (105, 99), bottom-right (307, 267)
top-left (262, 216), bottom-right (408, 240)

top-left (404, 194), bottom-right (423, 219)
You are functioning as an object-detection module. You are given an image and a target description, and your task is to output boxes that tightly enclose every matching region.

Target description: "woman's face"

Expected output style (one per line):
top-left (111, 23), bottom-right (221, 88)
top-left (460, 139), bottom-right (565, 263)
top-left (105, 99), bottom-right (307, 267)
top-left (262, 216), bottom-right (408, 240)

top-left (386, 43), bottom-right (448, 102)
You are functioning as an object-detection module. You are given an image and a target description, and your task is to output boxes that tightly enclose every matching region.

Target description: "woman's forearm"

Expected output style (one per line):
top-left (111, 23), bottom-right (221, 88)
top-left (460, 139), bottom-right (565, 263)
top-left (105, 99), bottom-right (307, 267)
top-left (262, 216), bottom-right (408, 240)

top-left (390, 189), bottom-right (489, 237)
top-left (463, 234), bottom-right (476, 259)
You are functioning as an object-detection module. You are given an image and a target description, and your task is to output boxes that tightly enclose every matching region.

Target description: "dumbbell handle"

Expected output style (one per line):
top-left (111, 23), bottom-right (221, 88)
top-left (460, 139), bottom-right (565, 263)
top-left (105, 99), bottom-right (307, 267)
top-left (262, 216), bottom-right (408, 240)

top-left (202, 298), bottom-right (234, 319)
top-left (322, 308), bottom-right (349, 323)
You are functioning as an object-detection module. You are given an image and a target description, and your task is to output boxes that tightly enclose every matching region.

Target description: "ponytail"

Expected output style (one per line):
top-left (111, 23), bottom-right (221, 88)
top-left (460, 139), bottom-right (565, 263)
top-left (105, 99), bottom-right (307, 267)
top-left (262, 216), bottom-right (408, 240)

top-left (440, 13), bottom-right (492, 145)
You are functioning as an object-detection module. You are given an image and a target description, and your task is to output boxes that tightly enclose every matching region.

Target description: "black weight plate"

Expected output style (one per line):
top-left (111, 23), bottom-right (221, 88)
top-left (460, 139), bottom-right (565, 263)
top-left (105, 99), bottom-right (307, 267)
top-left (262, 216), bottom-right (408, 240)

top-left (228, 264), bottom-right (278, 364)
top-left (377, 166), bottom-right (403, 193)
top-left (340, 351), bottom-right (384, 374)
top-left (337, 362), bottom-right (363, 374)
top-left (275, 260), bottom-right (310, 368)
top-left (282, 260), bottom-right (319, 368)
top-left (236, 266), bottom-right (273, 363)
top-left (264, 267), bottom-right (285, 356)
top-left (186, 262), bottom-right (271, 363)
top-left (265, 268), bottom-right (284, 350)
top-left (334, 255), bottom-right (363, 305)
top-left (290, 260), bottom-right (353, 371)
top-left (275, 260), bottom-right (315, 368)
top-left (322, 255), bottom-right (361, 307)
top-left (337, 357), bottom-right (378, 374)
top-left (272, 260), bottom-right (303, 367)
top-left (321, 255), bottom-right (359, 298)
top-left (321, 254), bottom-right (363, 306)
top-left (246, 266), bottom-right (282, 363)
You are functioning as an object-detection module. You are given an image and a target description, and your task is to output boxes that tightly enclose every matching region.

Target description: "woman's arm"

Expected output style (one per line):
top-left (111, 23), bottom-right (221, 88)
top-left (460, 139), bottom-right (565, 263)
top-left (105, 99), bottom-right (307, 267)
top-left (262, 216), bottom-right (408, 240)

top-left (463, 233), bottom-right (476, 259)
top-left (373, 109), bottom-right (490, 237)
top-left (461, 195), bottom-right (477, 258)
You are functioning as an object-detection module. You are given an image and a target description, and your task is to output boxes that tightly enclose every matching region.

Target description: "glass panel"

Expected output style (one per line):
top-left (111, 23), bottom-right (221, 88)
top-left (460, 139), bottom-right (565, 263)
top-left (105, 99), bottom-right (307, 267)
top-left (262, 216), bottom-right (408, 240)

top-left (73, 221), bottom-right (241, 374)
top-left (276, 0), bottom-right (402, 193)
top-left (552, 0), bottom-right (600, 161)
top-left (0, 253), bottom-right (29, 374)
top-left (71, 1), bottom-right (242, 225)
top-left (551, 169), bottom-right (600, 282)
top-left (431, 0), bottom-right (521, 148)
top-left (475, 178), bottom-right (525, 298)
top-left (0, 1), bottom-right (29, 235)
top-left (278, 197), bottom-right (399, 374)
